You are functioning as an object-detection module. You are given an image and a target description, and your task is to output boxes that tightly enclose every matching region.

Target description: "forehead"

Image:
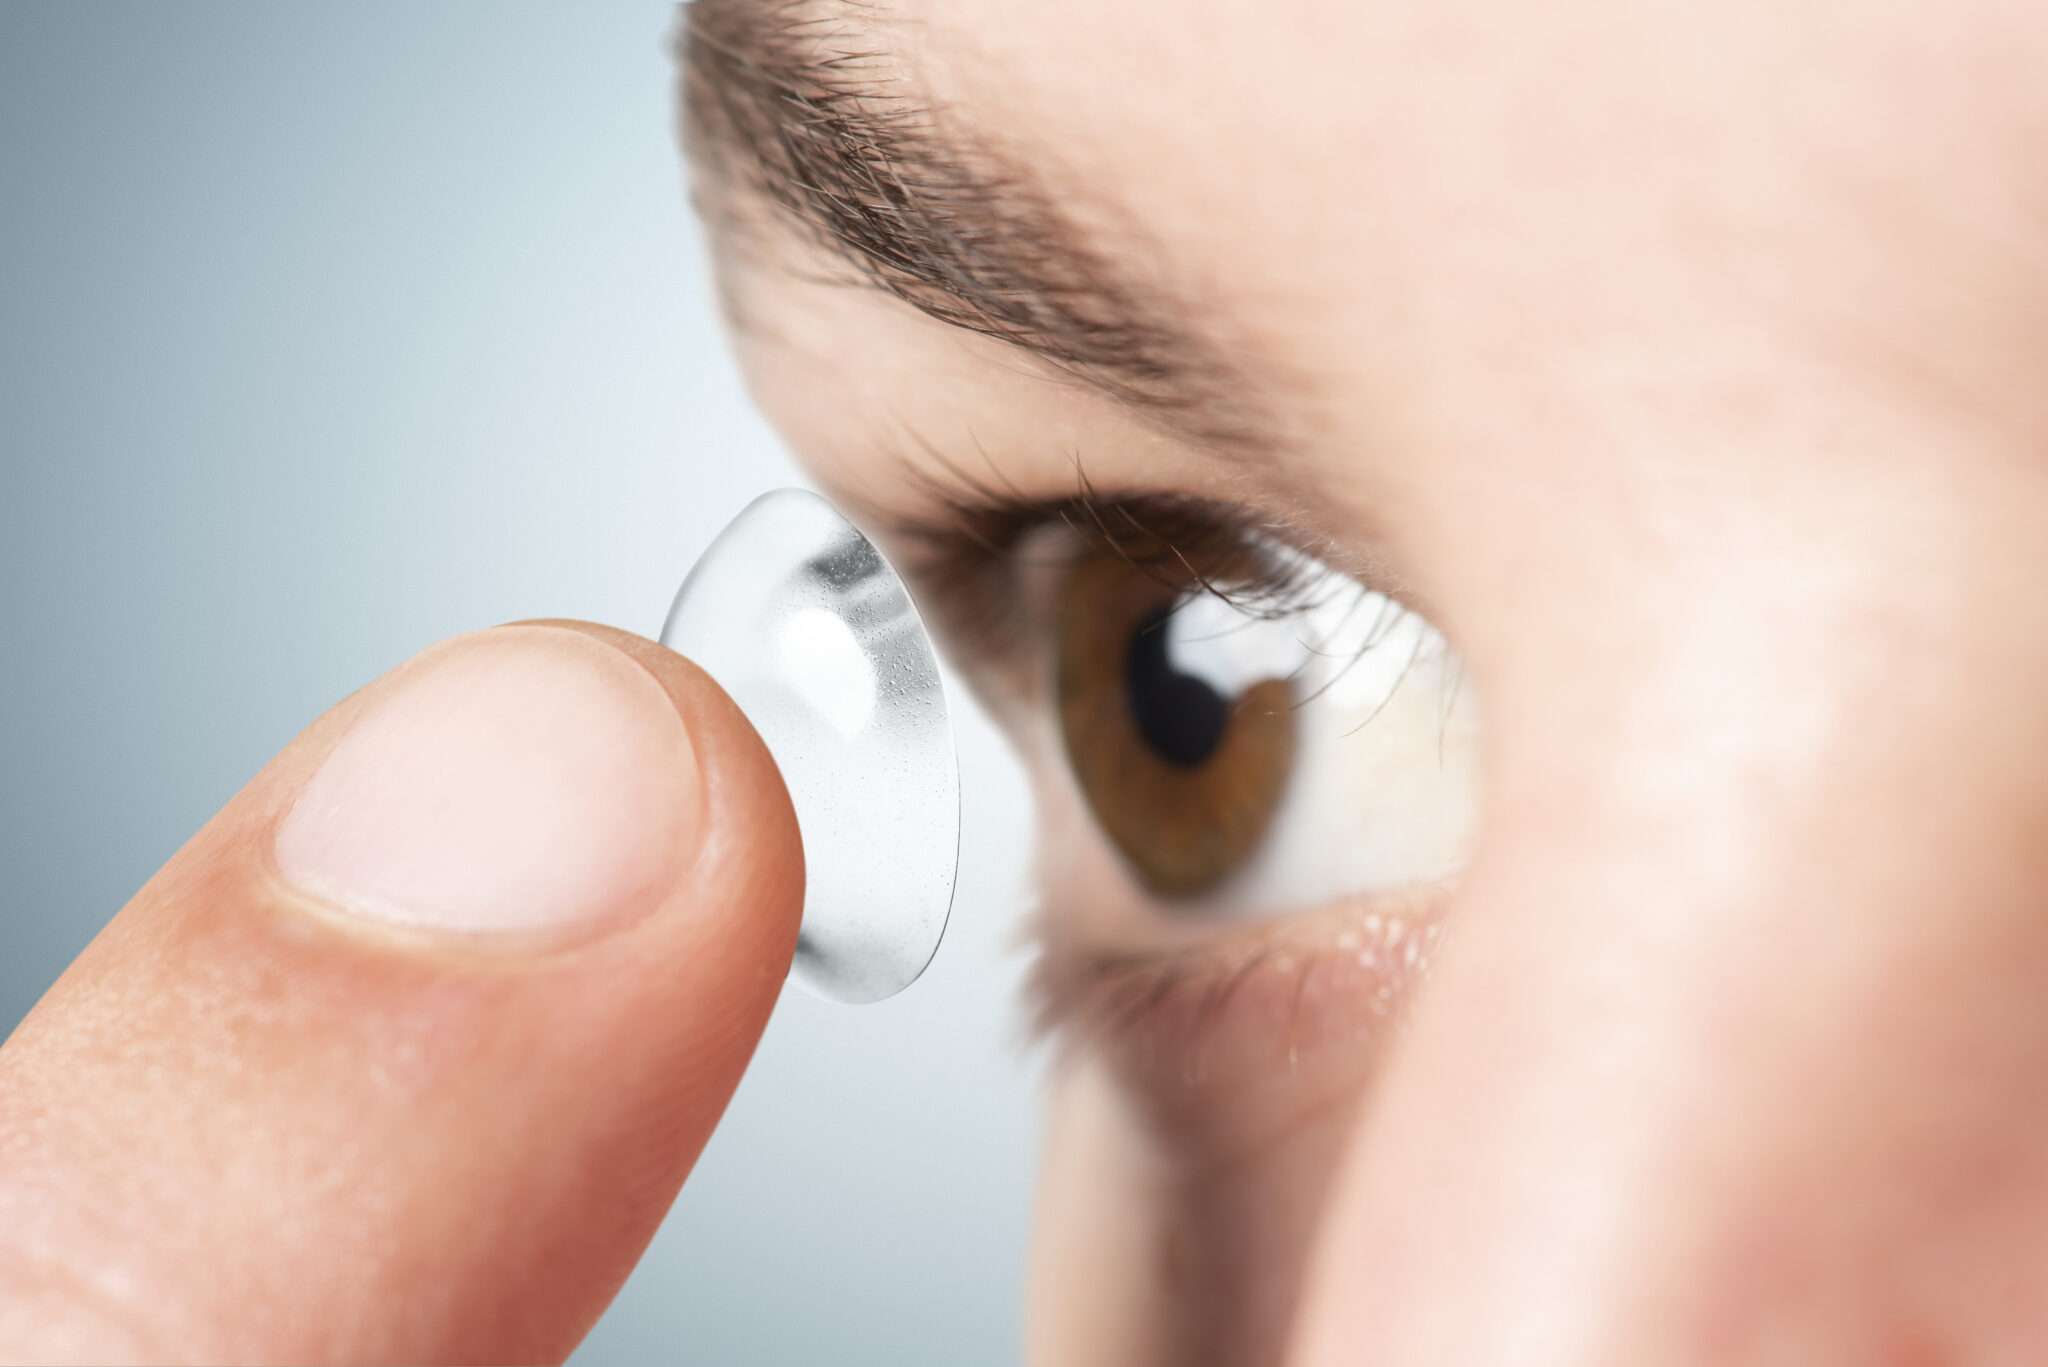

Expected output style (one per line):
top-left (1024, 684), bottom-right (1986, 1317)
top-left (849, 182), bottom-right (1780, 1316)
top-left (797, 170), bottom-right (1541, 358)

top-left (683, 0), bottom-right (2043, 588)
top-left (680, 0), bottom-right (1420, 517)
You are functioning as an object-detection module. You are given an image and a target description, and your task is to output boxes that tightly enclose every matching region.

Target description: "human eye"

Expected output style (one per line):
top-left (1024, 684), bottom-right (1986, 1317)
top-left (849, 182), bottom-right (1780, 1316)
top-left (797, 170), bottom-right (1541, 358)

top-left (883, 481), bottom-right (1480, 1115)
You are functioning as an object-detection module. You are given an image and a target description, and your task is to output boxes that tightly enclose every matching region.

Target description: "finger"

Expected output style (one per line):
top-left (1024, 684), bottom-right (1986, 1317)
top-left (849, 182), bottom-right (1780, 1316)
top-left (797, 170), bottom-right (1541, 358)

top-left (0, 622), bottom-right (802, 1365)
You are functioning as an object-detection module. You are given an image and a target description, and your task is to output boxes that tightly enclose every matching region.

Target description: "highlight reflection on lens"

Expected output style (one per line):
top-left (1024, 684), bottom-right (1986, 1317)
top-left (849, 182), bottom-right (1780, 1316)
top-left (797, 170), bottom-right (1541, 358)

top-left (662, 489), bottom-right (959, 1005)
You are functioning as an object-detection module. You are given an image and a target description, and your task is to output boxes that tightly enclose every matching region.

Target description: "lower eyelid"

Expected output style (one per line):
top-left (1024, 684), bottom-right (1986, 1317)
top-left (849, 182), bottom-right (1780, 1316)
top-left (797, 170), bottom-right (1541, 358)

top-left (1028, 882), bottom-right (1452, 1136)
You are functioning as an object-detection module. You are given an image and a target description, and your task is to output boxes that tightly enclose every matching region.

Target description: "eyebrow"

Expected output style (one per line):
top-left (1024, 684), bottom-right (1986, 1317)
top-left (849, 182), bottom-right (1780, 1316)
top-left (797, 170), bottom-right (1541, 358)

top-left (676, 0), bottom-right (1273, 450)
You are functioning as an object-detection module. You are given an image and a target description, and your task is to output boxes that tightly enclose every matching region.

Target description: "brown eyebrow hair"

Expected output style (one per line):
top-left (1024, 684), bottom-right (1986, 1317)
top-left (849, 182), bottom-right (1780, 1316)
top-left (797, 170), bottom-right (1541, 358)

top-left (675, 0), bottom-right (1272, 450)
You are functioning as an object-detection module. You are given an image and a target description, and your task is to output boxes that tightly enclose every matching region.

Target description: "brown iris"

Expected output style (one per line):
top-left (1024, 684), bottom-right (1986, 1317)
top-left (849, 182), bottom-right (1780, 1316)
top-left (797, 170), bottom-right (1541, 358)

top-left (1056, 551), bottom-right (1296, 897)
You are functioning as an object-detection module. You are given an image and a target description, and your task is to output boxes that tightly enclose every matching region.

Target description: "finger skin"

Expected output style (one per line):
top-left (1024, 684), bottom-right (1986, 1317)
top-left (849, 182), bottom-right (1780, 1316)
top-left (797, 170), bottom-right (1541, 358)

top-left (0, 623), bottom-right (802, 1364)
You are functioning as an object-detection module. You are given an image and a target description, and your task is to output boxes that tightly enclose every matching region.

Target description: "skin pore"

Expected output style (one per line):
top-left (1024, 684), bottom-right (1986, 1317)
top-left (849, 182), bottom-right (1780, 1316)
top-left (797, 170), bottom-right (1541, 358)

top-left (681, 1), bottom-right (2048, 1363)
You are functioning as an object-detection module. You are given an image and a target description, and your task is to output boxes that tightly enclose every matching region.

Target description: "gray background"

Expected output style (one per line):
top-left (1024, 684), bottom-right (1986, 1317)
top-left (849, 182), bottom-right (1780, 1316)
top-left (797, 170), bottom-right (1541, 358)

top-left (1, 3), bottom-right (1039, 1362)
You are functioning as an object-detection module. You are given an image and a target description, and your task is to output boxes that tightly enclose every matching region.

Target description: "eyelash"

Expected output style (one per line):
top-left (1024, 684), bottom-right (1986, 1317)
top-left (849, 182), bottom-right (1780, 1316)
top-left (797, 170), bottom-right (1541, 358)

top-left (882, 467), bottom-right (1449, 748)
top-left (1025, 890), bottom-right (1447, 1064)
top-left (882, 468), bottom-right (1361, 660)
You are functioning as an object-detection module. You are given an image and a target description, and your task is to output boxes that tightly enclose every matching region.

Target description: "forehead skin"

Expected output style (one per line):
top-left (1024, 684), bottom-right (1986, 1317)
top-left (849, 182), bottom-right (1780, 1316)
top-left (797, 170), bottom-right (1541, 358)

top-left (695, 0), bottom-right (2048, 632)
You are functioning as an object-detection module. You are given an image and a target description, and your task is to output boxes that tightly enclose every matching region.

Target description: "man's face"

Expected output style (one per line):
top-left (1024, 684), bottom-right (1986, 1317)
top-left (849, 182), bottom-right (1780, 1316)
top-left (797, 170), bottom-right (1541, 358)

top-left (682, 1), bottom-right (2048, 1360)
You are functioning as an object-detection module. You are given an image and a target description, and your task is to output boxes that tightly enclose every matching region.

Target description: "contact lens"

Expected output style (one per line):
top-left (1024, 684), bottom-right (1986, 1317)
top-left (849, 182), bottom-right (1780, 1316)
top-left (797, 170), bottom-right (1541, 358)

top-left (660, 489), bottom-right (959, 1004)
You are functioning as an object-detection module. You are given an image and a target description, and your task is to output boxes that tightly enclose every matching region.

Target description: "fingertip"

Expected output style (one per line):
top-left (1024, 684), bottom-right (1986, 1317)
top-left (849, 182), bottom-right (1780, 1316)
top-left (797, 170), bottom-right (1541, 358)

top-left (514, 618), bottom-right (806, 967)
top-left (0, 622), bottom-right (807, 1363)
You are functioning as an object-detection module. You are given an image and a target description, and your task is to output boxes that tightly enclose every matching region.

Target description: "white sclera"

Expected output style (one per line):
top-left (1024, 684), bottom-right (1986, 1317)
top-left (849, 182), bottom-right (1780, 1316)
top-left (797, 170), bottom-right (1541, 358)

top-left (660, 489), bottom-right (959, 1004)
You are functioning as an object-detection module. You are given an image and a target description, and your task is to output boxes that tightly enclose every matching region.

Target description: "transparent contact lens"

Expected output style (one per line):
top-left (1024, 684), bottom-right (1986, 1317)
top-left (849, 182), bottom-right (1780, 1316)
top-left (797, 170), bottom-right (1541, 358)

top-left (661, 489), bottom-right (959, 1004)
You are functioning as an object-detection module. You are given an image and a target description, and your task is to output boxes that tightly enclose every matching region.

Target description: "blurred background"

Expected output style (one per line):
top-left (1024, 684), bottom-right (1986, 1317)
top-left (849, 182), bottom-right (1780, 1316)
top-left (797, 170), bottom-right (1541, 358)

top-left (0, 3), bottom-right (1039, 1362)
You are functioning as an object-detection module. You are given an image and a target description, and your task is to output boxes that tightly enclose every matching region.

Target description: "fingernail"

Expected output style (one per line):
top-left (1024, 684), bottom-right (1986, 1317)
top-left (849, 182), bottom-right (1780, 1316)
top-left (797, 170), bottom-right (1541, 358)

top-left (274, 627), bottom-right (700, 936)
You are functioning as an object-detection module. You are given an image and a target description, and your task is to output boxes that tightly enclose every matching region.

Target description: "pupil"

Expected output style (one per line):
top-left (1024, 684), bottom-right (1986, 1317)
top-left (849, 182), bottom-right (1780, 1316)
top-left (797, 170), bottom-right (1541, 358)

top-left (1125, 605), bottom-right (1230, 767)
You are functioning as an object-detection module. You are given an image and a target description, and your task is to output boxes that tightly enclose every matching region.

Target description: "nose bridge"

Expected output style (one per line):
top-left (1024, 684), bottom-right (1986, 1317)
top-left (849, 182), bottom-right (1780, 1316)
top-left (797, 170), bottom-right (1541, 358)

top-left (1468, 448), bottom-right (2048, 939)
top-left (1299, 474), bottom-right (2048, 1360)
top-left (1427, 456), bottom-right (2048, 1226)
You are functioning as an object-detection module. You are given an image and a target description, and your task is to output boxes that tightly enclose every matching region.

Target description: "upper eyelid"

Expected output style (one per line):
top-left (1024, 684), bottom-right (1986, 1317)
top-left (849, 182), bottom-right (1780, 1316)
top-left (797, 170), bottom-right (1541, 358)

top-left (879, 485), bottom-right (1348, 669)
